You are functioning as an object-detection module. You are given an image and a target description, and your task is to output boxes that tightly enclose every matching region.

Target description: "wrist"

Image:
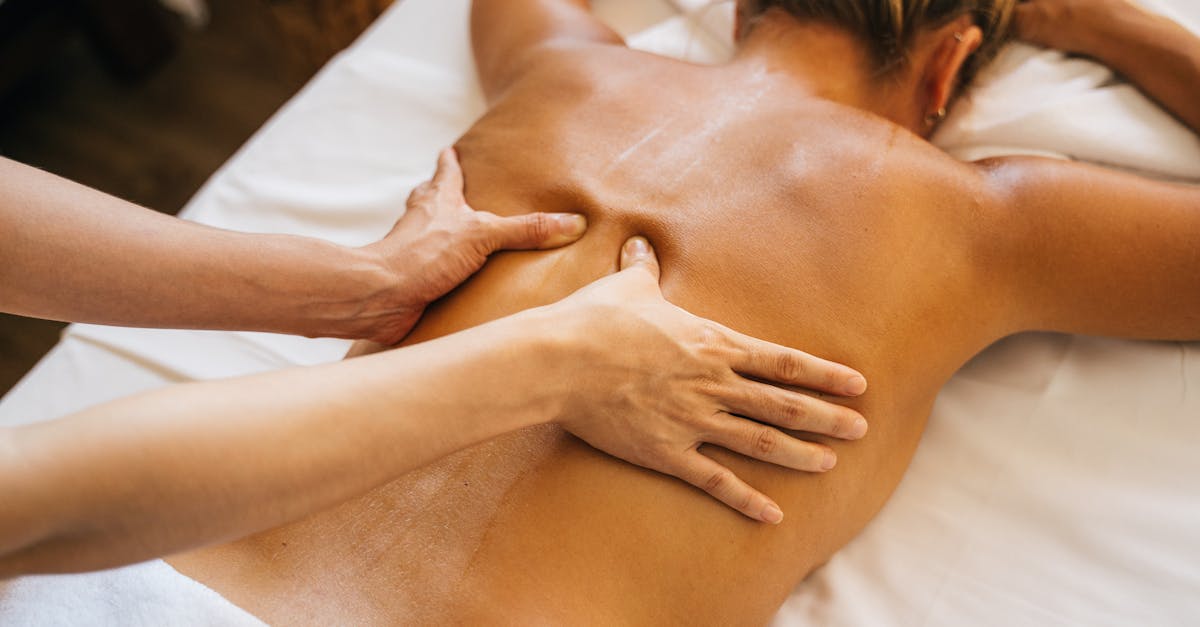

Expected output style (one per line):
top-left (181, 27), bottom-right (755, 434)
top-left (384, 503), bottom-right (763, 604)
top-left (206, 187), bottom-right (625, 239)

top-left (487, 304), bottom-right (584, 428)
top-left (394, 306), bottom-right (575, 435)
top-left (282, 239), bottom-right (409, 341)
top-left (336, 245), bottom-right (421, 341)
top-left (1082, 1), bottom-right (1162, 64)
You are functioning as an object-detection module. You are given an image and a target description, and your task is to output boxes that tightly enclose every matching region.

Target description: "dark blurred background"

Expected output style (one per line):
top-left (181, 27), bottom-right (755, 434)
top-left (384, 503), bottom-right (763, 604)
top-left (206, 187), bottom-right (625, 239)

top-left (0, 0), bottom-right (393, 395)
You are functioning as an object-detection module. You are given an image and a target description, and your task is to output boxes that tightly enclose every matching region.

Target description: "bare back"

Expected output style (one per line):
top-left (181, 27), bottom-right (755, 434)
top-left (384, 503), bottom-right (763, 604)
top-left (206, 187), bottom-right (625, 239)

top-left (172, 45), bottom-right (1023, 625)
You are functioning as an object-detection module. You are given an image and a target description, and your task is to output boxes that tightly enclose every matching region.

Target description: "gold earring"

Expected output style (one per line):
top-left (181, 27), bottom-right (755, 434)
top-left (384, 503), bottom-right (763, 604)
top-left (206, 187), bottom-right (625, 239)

top-left (925, 107), bottom-right (948, 127)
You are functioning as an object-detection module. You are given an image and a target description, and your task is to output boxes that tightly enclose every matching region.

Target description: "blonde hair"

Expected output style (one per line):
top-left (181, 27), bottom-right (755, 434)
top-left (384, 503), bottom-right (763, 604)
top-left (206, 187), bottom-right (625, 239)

top-left (745, 0), bottom-right (1015, 84)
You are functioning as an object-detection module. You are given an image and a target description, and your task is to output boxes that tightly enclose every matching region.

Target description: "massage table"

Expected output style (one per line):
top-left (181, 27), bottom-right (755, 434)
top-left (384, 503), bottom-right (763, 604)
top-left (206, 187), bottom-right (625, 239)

top-left (2, 0), bottom-right (1199, 624)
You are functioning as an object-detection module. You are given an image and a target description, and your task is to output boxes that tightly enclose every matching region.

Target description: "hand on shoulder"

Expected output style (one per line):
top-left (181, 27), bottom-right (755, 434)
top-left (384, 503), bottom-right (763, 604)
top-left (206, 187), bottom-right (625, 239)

top-left (357, 148), bottom-right (588, 344)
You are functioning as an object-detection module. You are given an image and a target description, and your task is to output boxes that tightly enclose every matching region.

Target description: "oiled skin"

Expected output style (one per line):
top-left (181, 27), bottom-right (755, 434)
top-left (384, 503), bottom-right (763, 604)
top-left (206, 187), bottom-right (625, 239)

top-left (169, 45), bottom-right (1020, 625)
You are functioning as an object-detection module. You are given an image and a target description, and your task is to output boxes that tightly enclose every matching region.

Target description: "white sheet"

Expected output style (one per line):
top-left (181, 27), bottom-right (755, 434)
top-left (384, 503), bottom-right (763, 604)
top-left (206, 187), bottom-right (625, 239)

top-left (2, 0), bottom-right (1198, 624)
top-left (0, 559), bottom-right (265, 626)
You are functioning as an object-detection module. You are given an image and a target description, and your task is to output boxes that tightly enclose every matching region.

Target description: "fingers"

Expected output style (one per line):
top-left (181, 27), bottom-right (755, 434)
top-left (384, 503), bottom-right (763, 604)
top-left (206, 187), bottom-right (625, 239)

top-left (677, 452), bottom-right (784, 524)
top-left (721, 380), bottom-right (867, 440)
top-left (433, 147), bottom-right (465, 195)
top-left (706, 413), bottom-right (838, 473)
top-left (432, 146), bottom-right (592, 253)
top-left (406, 148), bottom-right (464, 213)
top-left (722, 328), bottom-right (867, 397)
top-left (619, 236), bottom-right (661, 281)
top-left (483, 212), bottom-right (588, 251)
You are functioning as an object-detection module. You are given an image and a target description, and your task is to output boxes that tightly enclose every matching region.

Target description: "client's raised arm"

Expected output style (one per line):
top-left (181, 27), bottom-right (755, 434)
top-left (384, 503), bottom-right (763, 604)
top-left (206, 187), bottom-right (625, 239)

top-left (978, 1), bottom-right (1200, 340)
top-left (1016, 0), bottom-right (1200, 133)
top-left (980, 156), bottom-right (1200, 340)
top-left (471, 0), bottom-right (622, 100)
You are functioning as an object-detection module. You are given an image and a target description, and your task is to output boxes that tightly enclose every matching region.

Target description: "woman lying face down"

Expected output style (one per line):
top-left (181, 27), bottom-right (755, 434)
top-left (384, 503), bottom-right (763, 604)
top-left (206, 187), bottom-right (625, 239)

top-left (169, 0), bottom-right (1200, 623)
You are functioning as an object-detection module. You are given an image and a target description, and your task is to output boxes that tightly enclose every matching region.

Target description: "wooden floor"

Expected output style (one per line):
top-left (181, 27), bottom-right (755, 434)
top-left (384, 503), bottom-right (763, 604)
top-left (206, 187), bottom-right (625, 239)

top-left (0, 0), bottom-right (382, 397)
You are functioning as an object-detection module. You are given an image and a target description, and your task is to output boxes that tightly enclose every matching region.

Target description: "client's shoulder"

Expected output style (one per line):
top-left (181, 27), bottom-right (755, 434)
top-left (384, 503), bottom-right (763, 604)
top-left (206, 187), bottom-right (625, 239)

top-left (767, 103), bottom-right (985, 199)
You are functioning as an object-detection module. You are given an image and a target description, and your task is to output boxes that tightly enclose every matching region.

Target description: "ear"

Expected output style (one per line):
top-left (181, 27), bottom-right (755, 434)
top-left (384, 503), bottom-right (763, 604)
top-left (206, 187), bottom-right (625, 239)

top-left (923, 17), bottom-right (983, 120)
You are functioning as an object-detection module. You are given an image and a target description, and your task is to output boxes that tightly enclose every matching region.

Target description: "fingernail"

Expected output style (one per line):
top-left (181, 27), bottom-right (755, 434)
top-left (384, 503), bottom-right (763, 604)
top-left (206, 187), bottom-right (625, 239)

top-left (543, 214), bottom-right (588, 248)
top-left (844, 374), bottom-right (868, 396)
top-left (851, 417), bottom-right (869, 439)
top-left (625, 236), bottom-right (651, 256)
top-left (822, 451), bottom-right (837, 471)
top-left (762, 504), bottom-right (784, 524)
top-left (556, 213), bottom-right (588, 237)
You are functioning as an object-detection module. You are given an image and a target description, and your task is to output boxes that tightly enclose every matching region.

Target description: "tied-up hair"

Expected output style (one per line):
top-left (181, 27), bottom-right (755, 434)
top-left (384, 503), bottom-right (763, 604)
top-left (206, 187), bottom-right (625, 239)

top-left (745, 0), bottom-right (1016, 84)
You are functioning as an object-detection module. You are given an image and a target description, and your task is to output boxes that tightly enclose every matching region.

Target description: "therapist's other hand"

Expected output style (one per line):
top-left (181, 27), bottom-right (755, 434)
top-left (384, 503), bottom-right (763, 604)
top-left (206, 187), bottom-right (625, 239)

top-left (551, 237), bottom-right (869, 524)
top-left (360, 147), bottom-right (588, 344)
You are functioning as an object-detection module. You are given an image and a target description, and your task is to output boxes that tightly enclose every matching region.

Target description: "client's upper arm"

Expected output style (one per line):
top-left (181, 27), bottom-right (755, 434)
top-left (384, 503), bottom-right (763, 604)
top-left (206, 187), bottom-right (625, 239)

top-left (471, 0), bottom-right (623, 100)
top-left (982, 156), bottom-right (1200, 340)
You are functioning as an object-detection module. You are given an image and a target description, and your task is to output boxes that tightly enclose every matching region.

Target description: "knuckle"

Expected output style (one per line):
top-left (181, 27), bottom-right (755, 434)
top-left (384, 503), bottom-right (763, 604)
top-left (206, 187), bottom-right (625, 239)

top-left (451, 214), bottom-right (487, 249)
top-left (843, 406), bottom-right (865, 429)
top-left (827, 412), bottom-right (848, 438)
top-left (649, 434), bottom-right (678, 457)
top-left (702, 469), bottom-right (733, 494)
top-left (465, 210), bottom-right (492, 238)
top-left (776, 353), bottom-right (806, 382)
top-left (822, 366), bottom-right (842, 390)
top-left (525, 212), bottom-right (551, 243)
top-left (697, 321), bottom-right (726, 351)
top-left (693, 323), bottom-right (733, 364)
top-left (735, 490), bottom-right (755, 513)
top-left (407, 182), bottom-right (434, 204)
top-left (780, 398), bottom-right (807, 426)
top-left (753, 429), bottom-right (779, 456)
top-left (811, 446), bottom-right (834, 471)
top-left (695, 373), bottom-right (728, 397)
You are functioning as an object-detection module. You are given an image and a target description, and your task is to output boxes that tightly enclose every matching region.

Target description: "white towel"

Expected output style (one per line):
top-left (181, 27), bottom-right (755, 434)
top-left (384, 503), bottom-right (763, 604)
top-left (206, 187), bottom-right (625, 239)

top-left (936, 42), bottom-right (1200, 179)
top-left (0, 560), bottom-right (264, 626)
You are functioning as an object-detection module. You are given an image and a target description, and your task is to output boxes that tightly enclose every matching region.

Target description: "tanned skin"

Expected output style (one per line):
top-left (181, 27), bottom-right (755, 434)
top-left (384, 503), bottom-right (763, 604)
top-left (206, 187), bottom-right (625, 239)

top-left (170, 1), bottom-right (1200, 624)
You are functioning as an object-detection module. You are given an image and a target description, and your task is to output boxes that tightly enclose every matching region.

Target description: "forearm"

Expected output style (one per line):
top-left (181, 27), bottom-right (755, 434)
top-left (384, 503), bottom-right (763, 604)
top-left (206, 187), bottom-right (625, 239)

top-left (1086, 4), bottom-right (1200, 134)
top-left (0, 309), bottom-right (561, 577)
top-left (0, 235), bottom-right (873, 573)
top-left (0, 158), bottom-right (394, 338)
top-left (985, 157), bottom-right (1200, 340)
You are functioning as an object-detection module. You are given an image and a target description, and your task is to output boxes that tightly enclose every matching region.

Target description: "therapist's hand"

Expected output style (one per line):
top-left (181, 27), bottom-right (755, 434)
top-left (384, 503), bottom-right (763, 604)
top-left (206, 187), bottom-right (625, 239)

top-left (550, 237), bottom-right (869, 524)
top-left (359, 147), bottom-right (588, 344)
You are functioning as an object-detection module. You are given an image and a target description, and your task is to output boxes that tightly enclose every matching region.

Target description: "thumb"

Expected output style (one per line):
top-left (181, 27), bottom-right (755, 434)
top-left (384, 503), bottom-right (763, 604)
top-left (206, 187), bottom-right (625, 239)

top-left (486, 212), bottom-right (588, 251)
top-left (619, 236), bottom-right (661, 282)
top-left (432, 147), bottom-right (464, 195)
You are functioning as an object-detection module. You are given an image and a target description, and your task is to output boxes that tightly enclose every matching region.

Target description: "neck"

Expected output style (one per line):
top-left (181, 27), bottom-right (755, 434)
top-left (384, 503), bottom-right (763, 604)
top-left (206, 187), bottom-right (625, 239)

top-left (734, 12), bottom-right (926, 134)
